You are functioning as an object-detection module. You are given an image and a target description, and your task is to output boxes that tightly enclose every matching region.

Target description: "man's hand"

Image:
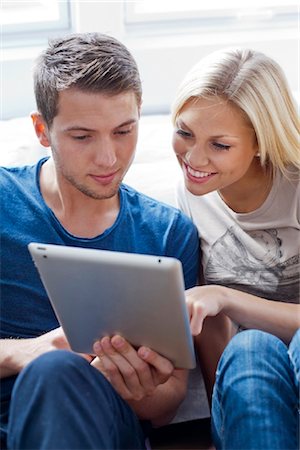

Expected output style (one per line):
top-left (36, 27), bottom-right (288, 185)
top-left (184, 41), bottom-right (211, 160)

top-left (91, 335), bottom-right (174, 402)
top-left (34, 327), bottom-right (92, 363)
top-left (36, 326), bottom-right (70, 351)
top-left (0, 327), bottom-right (90, 378)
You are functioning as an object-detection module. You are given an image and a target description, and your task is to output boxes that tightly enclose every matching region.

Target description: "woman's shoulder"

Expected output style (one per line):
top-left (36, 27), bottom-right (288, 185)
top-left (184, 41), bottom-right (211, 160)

top-left (274, 166), bottom-right (300, 196)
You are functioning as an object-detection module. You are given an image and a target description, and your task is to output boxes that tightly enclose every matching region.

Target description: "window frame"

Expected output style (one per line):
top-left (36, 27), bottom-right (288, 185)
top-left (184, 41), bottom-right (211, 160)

top-left (2, 1), bottom-right (72, 48)
top-left (124, 2), bottom-right (298, 33)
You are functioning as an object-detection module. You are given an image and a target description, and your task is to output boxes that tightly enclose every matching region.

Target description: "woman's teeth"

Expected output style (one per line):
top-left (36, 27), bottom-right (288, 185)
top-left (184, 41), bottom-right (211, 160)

top-left (187, 165), bottom-right (213, 178)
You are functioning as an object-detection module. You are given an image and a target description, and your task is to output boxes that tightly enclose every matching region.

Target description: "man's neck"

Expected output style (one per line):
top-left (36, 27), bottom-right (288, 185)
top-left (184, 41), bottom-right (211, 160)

top-left (39, 159), bottom-right (120, 238)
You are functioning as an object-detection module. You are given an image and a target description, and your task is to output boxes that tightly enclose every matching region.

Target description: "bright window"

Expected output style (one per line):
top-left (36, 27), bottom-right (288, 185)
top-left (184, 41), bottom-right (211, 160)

top-left (1, 0), bottom-right (71, 47)
top-left (125, 0), bottom-right (297, 30)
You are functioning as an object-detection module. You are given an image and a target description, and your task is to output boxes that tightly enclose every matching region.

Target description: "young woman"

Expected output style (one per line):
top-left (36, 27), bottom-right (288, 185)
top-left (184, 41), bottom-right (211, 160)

top-left (171, 47), bottom-right (300, 449)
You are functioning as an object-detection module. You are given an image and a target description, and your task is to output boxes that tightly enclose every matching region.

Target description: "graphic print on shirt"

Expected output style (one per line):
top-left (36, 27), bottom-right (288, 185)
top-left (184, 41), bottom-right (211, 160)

top-left (205, 225), bottom-right (299, 303)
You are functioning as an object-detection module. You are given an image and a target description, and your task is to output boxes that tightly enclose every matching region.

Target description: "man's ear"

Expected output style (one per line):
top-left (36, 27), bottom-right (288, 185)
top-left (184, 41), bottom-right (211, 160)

top-left (31, 112), bottom-right (50, 147)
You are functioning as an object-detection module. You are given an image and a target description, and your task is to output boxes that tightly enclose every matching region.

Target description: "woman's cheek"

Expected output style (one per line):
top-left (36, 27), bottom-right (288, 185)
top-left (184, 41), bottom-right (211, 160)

top-left (172, 134), bottom-right (185, 157)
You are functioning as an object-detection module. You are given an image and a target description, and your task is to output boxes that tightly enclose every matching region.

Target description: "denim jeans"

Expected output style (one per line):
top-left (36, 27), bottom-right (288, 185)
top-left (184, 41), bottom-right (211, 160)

top-left (212, 329), bottom-right (300, 450)
top-left (5, 350), bottom-right (146, 449)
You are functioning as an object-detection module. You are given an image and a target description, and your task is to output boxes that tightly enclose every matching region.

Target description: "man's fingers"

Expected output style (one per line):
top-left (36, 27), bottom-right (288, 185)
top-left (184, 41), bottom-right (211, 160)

top-left (110, 336), bottom-right (155, 396)
top-left (93, 338), bottom-right (137, 400)
top-left (137, 347), bottom-right (174, 385)
top-left (93, 336), bottom-right (154, 400)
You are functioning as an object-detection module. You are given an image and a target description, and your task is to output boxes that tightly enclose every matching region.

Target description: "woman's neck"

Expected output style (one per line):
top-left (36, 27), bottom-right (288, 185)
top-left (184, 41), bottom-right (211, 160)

top-left (218, 160), bottom-right (273, 213)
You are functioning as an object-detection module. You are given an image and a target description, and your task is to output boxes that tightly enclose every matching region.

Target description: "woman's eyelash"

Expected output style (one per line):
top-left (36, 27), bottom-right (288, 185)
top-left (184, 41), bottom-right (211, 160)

top-left (212, 142), bottom-right (230, 150)
top-left (176, 129), bottom-right (192, 138)
top-left (176, 128), bottom-right (230, 150)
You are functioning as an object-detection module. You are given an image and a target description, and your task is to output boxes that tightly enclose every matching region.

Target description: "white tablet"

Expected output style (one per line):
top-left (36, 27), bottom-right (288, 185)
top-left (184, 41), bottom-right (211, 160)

top-left (28, 243), bottom-right (196, 369)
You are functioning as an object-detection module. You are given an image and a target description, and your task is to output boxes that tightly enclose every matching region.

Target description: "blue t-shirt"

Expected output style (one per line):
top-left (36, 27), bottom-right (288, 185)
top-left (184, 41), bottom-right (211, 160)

top-left (0, 159), bottom-right (199, 441)
top-left (1, 158), bottom-right (199, 341)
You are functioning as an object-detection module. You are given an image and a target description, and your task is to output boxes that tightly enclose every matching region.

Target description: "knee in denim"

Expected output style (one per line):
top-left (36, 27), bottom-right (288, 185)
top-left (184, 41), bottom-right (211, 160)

top-left (289, 328), bottom-right (300, 352)
top-left (22, 350), bottom-right (86, 382)
top-left (221, 329), bottom-right (285, 369)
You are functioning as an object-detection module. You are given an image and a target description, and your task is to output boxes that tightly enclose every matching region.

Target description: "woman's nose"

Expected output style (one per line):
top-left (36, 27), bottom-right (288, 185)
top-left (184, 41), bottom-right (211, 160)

top-left (185, 146), bottom-right (209, 167)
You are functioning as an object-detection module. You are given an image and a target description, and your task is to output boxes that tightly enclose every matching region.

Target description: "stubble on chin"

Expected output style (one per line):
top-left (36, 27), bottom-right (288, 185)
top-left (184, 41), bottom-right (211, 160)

top-left (78, 185), bottom-right (119, 200)
top-left (64, 172), bottom-right (122, 200)
top-left (51, 153), bottom-right (123, 200)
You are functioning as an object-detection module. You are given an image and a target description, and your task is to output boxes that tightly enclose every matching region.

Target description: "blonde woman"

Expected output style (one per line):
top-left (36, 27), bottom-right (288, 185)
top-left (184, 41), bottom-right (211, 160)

top-left (172, 48), bottom-right (300, 449)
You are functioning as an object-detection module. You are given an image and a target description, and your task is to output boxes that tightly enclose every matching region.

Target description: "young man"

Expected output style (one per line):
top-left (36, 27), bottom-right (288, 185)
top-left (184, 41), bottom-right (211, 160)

top-left (0, 33), bottom-right (199, 449)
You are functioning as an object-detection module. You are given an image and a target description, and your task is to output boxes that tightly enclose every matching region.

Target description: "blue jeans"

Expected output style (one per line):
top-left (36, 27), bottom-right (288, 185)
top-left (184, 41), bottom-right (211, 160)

top-left (212, 329), bottom-right (300, 450)
top-left (5, 350), bottom-right (146, 449)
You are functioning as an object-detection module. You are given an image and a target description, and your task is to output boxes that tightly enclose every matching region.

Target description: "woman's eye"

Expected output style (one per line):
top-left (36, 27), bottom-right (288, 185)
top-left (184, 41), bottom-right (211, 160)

top-left (212, 142), bottom-right (231, 151)
top-left (176, 129), bottom-right (192, 138)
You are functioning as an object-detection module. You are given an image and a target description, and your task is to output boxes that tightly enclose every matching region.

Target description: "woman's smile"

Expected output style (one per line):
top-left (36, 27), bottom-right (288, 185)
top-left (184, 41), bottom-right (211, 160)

top-left (184, 162), bottom-right (217, 183)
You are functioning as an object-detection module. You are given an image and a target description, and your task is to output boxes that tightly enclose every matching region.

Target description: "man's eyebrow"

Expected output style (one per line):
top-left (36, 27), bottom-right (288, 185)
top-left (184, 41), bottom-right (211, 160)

top-left (64, 119), bottom-right (138, 132)
top-left (64, 126), bottom-right (95, 132)
top-left (116, 118), bottom-right (138, 128)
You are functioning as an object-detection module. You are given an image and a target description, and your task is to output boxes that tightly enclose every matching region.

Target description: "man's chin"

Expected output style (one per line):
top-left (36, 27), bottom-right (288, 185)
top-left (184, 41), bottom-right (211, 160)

top-left (64, 173), bottom-right (122, 201)
top-left (79, 183), bottom-right (120, 201)
top-left (83, 187), bottom-right (119, 200)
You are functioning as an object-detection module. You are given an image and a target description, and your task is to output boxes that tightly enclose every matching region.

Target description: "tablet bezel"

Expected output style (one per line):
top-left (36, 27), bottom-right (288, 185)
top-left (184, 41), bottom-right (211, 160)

top-left (28, 242), bottom-right (196, 369)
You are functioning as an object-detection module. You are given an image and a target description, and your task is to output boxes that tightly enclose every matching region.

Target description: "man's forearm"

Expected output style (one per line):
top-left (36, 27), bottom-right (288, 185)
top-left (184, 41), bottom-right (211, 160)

top-left (0, 337), bottom-right (38, 378)
top-left (0, 328), bottom-right (71, 378)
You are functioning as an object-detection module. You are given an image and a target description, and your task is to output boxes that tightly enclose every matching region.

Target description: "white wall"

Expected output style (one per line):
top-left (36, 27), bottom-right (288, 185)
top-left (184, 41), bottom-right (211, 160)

top-left (2, 1), bottom-right (299, 119)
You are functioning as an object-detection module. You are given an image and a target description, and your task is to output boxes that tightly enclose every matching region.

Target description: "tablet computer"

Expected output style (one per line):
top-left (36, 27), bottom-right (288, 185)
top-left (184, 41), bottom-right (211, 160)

top-left (28, 243), bottom-right (196, 369)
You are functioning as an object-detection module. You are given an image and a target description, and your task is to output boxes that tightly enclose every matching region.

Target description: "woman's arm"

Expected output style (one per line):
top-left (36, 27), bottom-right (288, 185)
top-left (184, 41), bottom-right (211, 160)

top-left (187, 285), bottom-right (300, 344)
top-left (187, 285), bottom-right (300, 402)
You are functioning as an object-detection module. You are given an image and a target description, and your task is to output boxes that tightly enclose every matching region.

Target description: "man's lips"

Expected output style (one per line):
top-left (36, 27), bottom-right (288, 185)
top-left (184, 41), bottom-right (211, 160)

top-left (90, 171), bottom-right (119, 184)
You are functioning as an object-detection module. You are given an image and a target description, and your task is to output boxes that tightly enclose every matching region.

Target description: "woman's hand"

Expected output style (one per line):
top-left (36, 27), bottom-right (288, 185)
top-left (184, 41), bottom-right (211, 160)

top-left (91, 335), bottom-right (174, 402)
top-left (186, 285), bottom-right (227, 335)
top-left (187, 285), bottom-right (300, 345)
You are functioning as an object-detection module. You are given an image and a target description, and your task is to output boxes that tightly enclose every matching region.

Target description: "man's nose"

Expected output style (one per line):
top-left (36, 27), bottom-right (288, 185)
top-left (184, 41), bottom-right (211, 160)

top-left (94, 139), bottom-right (117, 167)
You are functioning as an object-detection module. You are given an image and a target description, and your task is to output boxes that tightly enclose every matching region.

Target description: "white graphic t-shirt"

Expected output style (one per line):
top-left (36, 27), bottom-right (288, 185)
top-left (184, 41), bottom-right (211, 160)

top-left (176, 169), bottom-right (300, 304)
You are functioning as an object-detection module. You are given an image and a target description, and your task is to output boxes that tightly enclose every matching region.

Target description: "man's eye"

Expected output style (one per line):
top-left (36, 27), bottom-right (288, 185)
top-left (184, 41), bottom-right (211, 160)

top-left (115, 129), bottom-right (131, 135)
top-left (176, 129), bottom-right (192, 138)
top-left (73, 135), bottom-right (90, 141)
top-left (212, 142), bottom-right (231, 151)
